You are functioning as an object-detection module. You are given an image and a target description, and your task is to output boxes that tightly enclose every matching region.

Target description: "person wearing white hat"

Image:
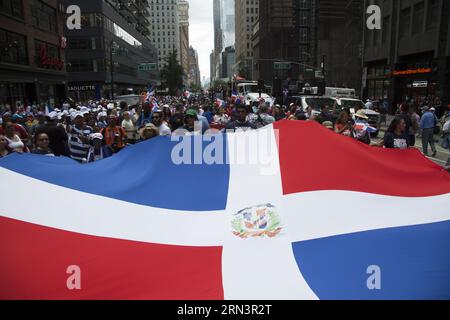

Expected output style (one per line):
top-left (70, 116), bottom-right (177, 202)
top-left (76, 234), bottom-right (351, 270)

top-left (353, 110), bottom-right (372, 145)
top-left (86, 133), bottom-right (113, 163)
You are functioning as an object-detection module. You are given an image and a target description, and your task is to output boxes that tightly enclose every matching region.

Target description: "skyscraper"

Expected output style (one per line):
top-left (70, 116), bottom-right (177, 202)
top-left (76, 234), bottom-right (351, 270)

top-left (212, 0), bottom-right (235, 81)
top-left (235, 0), bottom-right (259, 80)
top-left (188, 46), bottom-right (201, 87)
top-left (148, 0), bottom-right (181, 69)
top-left (178, 0), bottom-right (189, 86)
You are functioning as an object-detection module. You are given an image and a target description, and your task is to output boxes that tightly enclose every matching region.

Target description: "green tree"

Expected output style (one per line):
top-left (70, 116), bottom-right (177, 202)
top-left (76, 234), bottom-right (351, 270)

top-left (160, 50), bottom-right (184, 96)
top-left (189, 82), bottom-right (203, 92)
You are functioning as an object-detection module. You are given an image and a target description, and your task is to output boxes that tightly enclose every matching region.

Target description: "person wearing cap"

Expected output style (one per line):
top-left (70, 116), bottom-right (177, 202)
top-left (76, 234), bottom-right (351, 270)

top-left (225, 105), bottom-right (256, 132)
top-left (32, 133), bottom-right (55, 156)
top-left (173, 109), bottom-right (199, 135)
top-left (420, 107), bottom-right (438, 157)
top-left (138, 123), bottom-right (160, 141)
top-left (87, 133), bottom-right (113, 163)
top-left (352, 110), bottom-right (372, 145)
top-left (68, 112), bottom-right (93, 162)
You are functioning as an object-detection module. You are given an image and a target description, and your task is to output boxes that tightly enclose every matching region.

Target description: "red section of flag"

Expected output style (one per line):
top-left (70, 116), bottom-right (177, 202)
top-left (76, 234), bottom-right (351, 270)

top-left (274, 120), bottom-right (450, 197)
top-left (0, 217), bottom-right (224, 300)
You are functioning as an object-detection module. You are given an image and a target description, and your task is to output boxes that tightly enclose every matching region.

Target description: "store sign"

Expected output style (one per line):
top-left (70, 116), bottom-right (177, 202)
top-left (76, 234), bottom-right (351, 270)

top-left (138, 63), bottom-right (157, 71)
top-left (69, 85), bottom-right (96, 91)
top-left (413, 81), bottom-right (428, 88)
top-left (39, 45), bottom-right (64, 70)
top-left (274, 62), bottom-right (291, 70)
top-left (392, 68), bottom-right (432, 76)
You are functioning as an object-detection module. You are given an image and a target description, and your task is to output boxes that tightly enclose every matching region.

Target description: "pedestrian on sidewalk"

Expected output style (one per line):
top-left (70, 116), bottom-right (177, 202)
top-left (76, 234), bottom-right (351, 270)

top-left (420, 106), bottom-right (438, 157)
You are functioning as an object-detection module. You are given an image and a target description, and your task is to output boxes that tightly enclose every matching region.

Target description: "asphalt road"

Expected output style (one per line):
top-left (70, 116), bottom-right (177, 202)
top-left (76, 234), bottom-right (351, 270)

top-left (374, 115), bottom-right (449, 168)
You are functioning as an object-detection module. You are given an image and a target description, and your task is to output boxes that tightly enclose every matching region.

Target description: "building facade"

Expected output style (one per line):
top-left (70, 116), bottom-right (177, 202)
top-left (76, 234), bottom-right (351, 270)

top-left (148, 0), bottom-right (180, 70)
top-left (235, 0), bottom-right (259, 80)
top-left (253, 0), bottom-right (297, 91)
top-left (254, 0), bottom-right (363, 95)
top-left (363, 0), bottom-right (450, 113)
top-left (178, 0), bottom-right (189, 86)
top-left (0, 0), bottom-right (67, 110)
top-left (221, 45), bottom-right (235, 80)
top-left (62, 0), bottom-right (159, 102)
top-left (188, 46), bottom-right (201, 87)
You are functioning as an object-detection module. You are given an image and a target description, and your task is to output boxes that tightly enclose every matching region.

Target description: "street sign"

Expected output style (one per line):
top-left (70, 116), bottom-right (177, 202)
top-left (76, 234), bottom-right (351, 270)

top-left (138, 63), bottom-right (157, 71)
top-left (273, 62), bottom-right (291, 70)
top-left (315, 70), bottom-right (324, 79)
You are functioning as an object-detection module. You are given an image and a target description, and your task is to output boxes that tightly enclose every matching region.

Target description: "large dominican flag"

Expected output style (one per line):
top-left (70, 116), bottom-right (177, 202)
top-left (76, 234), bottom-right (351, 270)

top-left (1, 121), bottom-right (449, 300)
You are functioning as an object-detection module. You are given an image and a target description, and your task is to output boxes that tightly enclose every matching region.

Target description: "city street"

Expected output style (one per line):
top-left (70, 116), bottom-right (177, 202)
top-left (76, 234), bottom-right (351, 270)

top-left (375, 115), bottom-right (449, 167)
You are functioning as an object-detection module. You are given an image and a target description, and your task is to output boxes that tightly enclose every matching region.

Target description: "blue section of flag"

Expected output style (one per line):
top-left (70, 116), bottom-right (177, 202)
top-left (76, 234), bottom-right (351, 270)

top-left (0, 135), bottom-right (230, 211)
top-left (292, 220), bottom-right (450, 300)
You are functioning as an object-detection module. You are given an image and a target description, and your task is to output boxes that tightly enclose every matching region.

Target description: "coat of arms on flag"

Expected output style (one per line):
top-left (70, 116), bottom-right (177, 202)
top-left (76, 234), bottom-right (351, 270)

top-left (232, 204), bottom-right (282, 239)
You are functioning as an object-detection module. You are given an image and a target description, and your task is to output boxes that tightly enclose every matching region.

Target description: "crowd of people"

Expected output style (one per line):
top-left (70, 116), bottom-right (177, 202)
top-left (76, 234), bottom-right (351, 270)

top-left (0, 95), bottom-right (449, 168)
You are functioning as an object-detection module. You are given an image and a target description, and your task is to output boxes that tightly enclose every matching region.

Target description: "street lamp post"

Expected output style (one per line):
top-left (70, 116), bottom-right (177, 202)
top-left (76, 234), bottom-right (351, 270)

top-left (110, 39), bottom-right (115, 101)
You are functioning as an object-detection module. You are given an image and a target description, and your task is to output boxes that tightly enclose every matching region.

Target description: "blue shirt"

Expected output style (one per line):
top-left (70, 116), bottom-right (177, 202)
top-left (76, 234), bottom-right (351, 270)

top-left (420, 112), bottom-right (437, 129)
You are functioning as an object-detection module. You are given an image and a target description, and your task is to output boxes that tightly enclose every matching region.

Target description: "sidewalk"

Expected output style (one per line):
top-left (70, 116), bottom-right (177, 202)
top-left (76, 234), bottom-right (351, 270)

top-left (378, 115), bottom-right (449, 166)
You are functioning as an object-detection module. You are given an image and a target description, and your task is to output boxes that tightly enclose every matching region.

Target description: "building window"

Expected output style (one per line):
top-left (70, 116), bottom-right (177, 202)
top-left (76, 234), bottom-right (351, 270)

top-left (426, 0), bottom-right (438, 31)
top-left (399, 7), bottom-right (411, 38)
top-left (412, 2), bottom-right (425, 35)
top-left (31, 0), bottom-right (57, 33)
top-left (0, 29), bottom-right (28, 65)
top-left (382, 16), bottom-right (390, 44)
top-left (35, 40), bottom-right (61, 70)
top-left (0, 0), bottom-right (24, 19)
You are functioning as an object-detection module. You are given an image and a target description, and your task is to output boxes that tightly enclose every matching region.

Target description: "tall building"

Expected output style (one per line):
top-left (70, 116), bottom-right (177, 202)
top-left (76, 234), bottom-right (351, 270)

top-left (254, 0), bottom-right (364, 95)
top-left (188, 46), bottom-right (201, 87)
top-left (212, 0), bottom-right (235, 81)
top-left (148, 0), bottom-right (181, 70)
top-left (62, 0), bottom-right (159, 101)
top-left (253, 0), bottom-right (297, 87)
top-left (0, 0), bottom-right (67, 109)
top-left (316, 0), bottom-right (359, 90)
top-left (222, 46), bottom-right (235, 80)
top-left (178, 0), bottom-right (189, 86)
top-left (363, 0), bottom-right (450, 113)
top-left (235, 0), bottom-right (259, 80)
top-left (212, 0), bottom-right (222, 81)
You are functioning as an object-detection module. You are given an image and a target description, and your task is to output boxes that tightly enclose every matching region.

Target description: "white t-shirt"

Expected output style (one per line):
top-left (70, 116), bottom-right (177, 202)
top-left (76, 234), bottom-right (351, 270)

top-left (122, 119), bottom-right (136, 140)
top-left (159, 123), bottom-right (172, 136)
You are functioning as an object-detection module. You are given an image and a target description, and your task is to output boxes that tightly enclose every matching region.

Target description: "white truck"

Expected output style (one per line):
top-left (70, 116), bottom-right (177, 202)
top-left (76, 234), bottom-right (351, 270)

top-left (236, 82), bottom-right (275, 107)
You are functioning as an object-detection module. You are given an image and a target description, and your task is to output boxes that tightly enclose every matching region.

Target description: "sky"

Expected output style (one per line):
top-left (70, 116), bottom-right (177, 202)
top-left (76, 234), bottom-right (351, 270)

top-left (188, 0), bottom-right (214, 83)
